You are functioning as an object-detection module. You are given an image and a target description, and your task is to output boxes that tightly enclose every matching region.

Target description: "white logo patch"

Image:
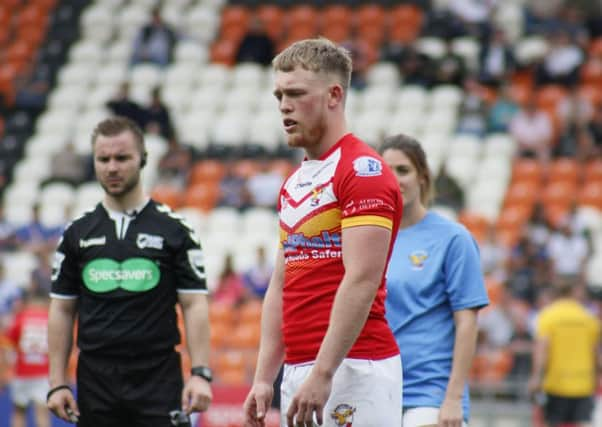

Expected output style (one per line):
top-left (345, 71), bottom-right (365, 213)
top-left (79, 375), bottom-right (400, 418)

top-left (79, 236), bottom-right (106, 248)
top-left (353, 156), bottom-right (383, 177)
top-left (137, 233), bottom-right (164, 250)
top-left (51, 251), bottom-right (65, 281)
top-left (187, 249), bottom-right (206, 280)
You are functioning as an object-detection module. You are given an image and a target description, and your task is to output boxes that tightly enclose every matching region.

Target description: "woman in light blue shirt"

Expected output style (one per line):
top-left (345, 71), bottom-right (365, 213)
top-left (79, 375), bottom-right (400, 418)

top-left (379, 134), bottom-right (489, 427)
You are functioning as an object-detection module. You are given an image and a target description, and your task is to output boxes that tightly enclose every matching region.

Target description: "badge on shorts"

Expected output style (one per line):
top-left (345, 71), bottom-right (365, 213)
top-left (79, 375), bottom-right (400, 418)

top-left (331, 404), bottom-right (356, 426)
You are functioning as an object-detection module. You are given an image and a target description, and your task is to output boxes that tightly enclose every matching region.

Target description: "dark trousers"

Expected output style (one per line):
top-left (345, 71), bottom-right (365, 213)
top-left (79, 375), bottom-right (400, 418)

top-left (76, 351), bottom-right (183, 427)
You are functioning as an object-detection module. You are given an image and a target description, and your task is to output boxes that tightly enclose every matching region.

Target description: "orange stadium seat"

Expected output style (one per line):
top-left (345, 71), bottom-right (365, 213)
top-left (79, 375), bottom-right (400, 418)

top-left (503, 180), bottom-right (540, 208)
top-left (458, 211), bottom-right (490, 242)
top-left (183, 182), bottom-right (221, 213)
top-left (508, 81), bottom-right (532, 105)
top-left (543, 203), bottom-right (570, 228)
top-left (484, 277), bottom-right (505, 306)
top-left (589, 37), bottom-right (602, 58)
top-left (580, 59), bottom-right (602, 87)
top-left (546, 157), bottom-right (580, 184)
top-left (577, 181), bottom-right (602, 210)
top-left (321, 25), bottom-right (351, 44)
top-left (536, 85), bottom-right (568, 112)
top-left (255, 5), bottom-right (284, 41)
top-left (286, 23), bottom-right (318, 44)
top-left (357, 23), bottom-right (385, 50)
top-left (388, 5), bottom-right (423, 43)
top-left (227, 323), bottom-right (261, 350)
top-left (578, 84), bottom-right (602, 107)
top-left (151, 184), bottom-right (183, 209)
top-left (322, 4), bottom-right (352, 29)
top-left (495, 225), bottom-right (522, 249)
top-left (287, 5), bottom-right (318, 31)
top-left (540, 180), bottom-right (576, 208)
top-left (220, 24), bottom-right (248, 46)
top-left (232, 159), bottom-right (260, 179)
top-left (190, 160), bottom-right (227, 185)
top-left (238, 299), bottom-right (262, 324)
top-left (496, 203), bottom-right (532, 230)
top-left (270, 159), bottom-right (295, 179)
top-left (584, 159), bottom-right (602, 182)
top-left (512, 158), bottom-right (543, 183)
top-left (209, 301), bottom-right (235, 326)
top-left (356, 4), bottom-right (386, 28)
top-left (214, 351), bottom-right (246, 384)
top-left (210, 39), bottom-right (237, 66)
top-left (221, 5), bottom-right (251, 32)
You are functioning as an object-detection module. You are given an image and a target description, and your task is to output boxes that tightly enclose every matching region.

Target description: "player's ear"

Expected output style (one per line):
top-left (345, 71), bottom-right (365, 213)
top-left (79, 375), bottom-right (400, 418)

top-left (328, 84), bottom-right (344, 108)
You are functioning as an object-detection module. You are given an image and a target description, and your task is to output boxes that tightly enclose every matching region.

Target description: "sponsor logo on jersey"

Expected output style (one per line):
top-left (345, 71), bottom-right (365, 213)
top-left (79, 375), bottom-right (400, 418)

top-left (331, 403), bottom-right (356, 426)
top-left (79, 236), bottom-right (106, 248)
top-left (353, 156), bottom-right (382, 177)
top-left (82, 258), bottom-right (160, 293)
top-left (136, 233), bottom-right (164, 250)
top-left (187, 249), bottom-right (206, 281)
top-left (409, 250), bottom-right (428, 270)
top-left (310, 187), bottom-right (323, 207)
top-left (283, 231), bottom-right (341, 251)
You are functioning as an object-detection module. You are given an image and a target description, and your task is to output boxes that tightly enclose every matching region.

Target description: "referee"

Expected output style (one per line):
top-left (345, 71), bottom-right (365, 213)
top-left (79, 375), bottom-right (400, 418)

top-left (47, 117), bottom-right (212, 426)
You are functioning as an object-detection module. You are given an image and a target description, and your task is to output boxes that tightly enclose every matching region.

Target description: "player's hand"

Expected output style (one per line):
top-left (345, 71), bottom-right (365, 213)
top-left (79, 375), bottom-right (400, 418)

top-left (47, 388), bottom-right (79, 424)
top-left (438, 396), bottom-right (463, 427)
top-left (243, 381), bottom-right (273, 427)
top-left (181, 375), bottom-right (212, 414)
top-left (286, 369), bottom-right (332, 427)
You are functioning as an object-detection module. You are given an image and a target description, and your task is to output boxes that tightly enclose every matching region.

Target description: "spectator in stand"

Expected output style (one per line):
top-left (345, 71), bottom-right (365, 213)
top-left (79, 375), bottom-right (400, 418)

top-left (479, 28), bottom-right (515, 88)
top-left (157, 137), bottom-right (193, 190)
top-left (0, 205), bottom-right (17, 251)
top-left (456, 79), bottom-right (488, 137)
top-left (479, 225), bottom-right (508, 281)
top-left (341, 36), bottom-right (370, 90)
top-left (0, 263), bottom-right (23, 330)
top-left (131, 7), bottom-right (177, 68)
top-left (13, 66), bottom-right (50, 117)
top-left (509, 96), bottom-right (554, 163)
top-left (486, 84), bottom-right (520, 133)
top-left (395, 46), bottom-right (432, 87)
top-left (448, 0), bottom-right (497, 39)
top-left (212, 253), bottom-right (246, 308)
top-left (583, 103), bottom-right (602, 159)
top-left (546, 219), bottom-right (589, 280)
top-left (218, 163), bottom-right (252, 211)
top-left (432, 164), bottom-right (465, 213)
top-left (4, 283), bottom-right (50, 427)
top-left (527, 202), bottom-right (553, 252)
top-left (235, 17), bottom-right (275, 66)
top-left (106, 83), bottom-right (146, 129)
top-left (246, 159), bottom-right (283, 210)
top-left (535, 30), bottom-right (585, 88)
top-left (14, 204), bottom-right (63, 253)
top-left (144, 87), bottom-right (174, 140)
top-left (528, 276), bottom-right (600, 427)
top-left (46, 141), bottom-right (88, 187)
top-left (29, 248), bottom-right (53, 295)
top-left (432, 40), bottom-right (467, 87)
top-left (556, 89), bottom-right (593, 158)
top-left (242, 246), bottom-right (273, 300)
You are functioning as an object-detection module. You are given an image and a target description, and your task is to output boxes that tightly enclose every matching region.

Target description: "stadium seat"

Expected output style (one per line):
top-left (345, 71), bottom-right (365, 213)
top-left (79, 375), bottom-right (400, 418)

top-left (182, 182), bottom-right (221, 213)
top-left (512, 158), bottom-right (543, 183)
top-left (366, 62), bottom-right (400, 88)
top-left (189, 160), bottom-right (227, 185)
top-left (39, 182), bottom-right (75, 207)
top-left (151, 184), bottom-right (182, 210)
top-left (416, 37), bottom-right (447, 60)
top-left (546, 157), bottom-right (580, 184)
top-left (503, 180), bottom-right (539, 208)
top-left (458, 211), bottom-right (490, 242)
top-left (255, 4), bottom-right (285, 41)
top-left (231, 63), bottom-right (267, 89)
top-left (206, 206), bottom-right (241, 235)
top-left (117, 4), bottom-right (150, 39)
top-left (540, 180), bottom-right (576, 208)
top-left (514, 36), bottom-right (548, 66)
top-left (222, 86), bottom-right (260, 114)
top-left (199, 63), bottom-right (231, 89)
top-left (2, 250), bottom-right (38, 288)
top-left (577, 181), bottom-right (602, 210)
top-left (584, 159), bottom-right (602, 182)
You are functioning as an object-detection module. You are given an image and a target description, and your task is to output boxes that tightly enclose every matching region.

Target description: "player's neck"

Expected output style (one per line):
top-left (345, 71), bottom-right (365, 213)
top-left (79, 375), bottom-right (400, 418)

top-left (103, 186), bottom-right (146, 213)
top-left (400, 202), bottom-right (427, 230)
top-left (305, 117), bottom-right (347, 160)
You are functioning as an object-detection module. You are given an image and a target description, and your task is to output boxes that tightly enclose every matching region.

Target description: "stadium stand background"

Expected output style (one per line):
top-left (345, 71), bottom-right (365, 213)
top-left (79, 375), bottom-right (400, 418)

top-left (1, 0), bottom-right (602, 426)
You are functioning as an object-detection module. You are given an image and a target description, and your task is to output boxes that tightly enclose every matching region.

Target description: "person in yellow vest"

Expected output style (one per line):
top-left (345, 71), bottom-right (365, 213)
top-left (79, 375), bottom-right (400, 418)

top-left (528, 276), bottom-right (601, 427)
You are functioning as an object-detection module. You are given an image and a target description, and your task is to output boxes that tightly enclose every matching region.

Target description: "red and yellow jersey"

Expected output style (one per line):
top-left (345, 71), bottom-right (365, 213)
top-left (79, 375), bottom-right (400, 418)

top-left (278, 134), bottom-right (402, 364)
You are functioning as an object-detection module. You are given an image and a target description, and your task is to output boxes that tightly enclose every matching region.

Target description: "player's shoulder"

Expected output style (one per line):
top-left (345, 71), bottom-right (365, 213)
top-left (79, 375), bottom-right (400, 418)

top-left (149, 200), bottom-right (197, 235)
top-left (62, 204), bottom-right (102, 234)
top-left (339, 134), bottom-right (386, 176)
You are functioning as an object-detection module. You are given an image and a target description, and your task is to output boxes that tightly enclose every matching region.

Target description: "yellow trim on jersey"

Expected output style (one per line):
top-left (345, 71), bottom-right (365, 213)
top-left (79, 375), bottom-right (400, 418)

top-left (342, 215), bottom-right (392, 230)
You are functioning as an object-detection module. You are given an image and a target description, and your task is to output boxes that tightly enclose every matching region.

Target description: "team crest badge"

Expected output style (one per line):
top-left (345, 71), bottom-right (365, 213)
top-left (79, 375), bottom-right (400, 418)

top-left (353, 156), bottom-right (382, 177)
top-left (409, 250), bottom-right (428, 270)
top-left (331, 404), bottom-right (355, 426)
top-left (310, 187), bottom-right (323, 207)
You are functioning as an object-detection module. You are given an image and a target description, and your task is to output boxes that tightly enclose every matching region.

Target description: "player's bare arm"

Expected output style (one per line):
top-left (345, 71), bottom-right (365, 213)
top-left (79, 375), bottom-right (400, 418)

top-left (286, 224), bottom-right (392, 427)
top-left (47, 297), bottom-right (79, 422)
top-left (439, 308), bottom-right (479, 427)
top-left (244, 248), bottom-right (286, 426)
top-left (178, 292), bottom-right (212, 414)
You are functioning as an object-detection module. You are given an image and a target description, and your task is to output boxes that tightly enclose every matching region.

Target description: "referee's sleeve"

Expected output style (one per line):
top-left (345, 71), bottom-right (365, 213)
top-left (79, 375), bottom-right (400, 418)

top-left (173, 225), bottom-right (208, 293)
top-left (50, 228), bottom-right (80, 298)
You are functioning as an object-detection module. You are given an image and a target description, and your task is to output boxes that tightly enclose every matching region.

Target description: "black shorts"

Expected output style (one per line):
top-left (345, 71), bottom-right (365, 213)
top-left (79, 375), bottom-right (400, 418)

top-left (76, 351), bottom-right (183, 427)
top-left (543, 393), bottom-right (594, 424)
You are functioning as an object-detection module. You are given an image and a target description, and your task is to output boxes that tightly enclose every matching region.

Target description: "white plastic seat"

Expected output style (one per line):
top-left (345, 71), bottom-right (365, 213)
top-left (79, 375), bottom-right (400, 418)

top-left (3, 182), bottom-right (40, 210)
top-left (25, 134), bottom-right (69, 158)
top-left (366, 62), bottom-right (400, 88)
top-left (396, 86), bottom-right (428, 112)
top-left (184, 5), bottom-right (220, 43)
top-left (85, 84), bottom-right (118, 110)
top-left (48, 85), bottom-right (88, 111)
top-left (222, 86), bottom-right (260, 114)
top-left (449, 134), bottom-right (482, 159)
top-left (385, 111), bottom-right (422, 137)
top-left (117, 5), bottom-right (151, 40)
top-left (240, 208), bottom-right (278, 235)
top-left (445, 155), bottom-right (475, 189)
top-left (451, 37), bottom-right (480, 72)
top-left (105, 39), bottom-right (133, 64)
top-left (424, 109), bottom-right (458, 134)
top-left (419, 131), bottom-right (450, 159)
top-left (39, 203), bottom-right (69, 229)
top-left (494, 3), bottom-right (524, 43)
top-left (206, 207), bottom-right (241, 235)
top-left (94, 62), bottom-right (128, 86)
top-left (178, 109), bottom-right (215, 149)
top-left (173, 41), bottom-right (209, 67)
top-left (2, 251), bottom-right (38, 288)
top-left (198, 64), bottom-right (231, 90)
top-left (163, 62), bottom-right (200, 88)
top-left (36, 109), bottom-right (77, 140)
top-left (359, 86), bottom-right (396, 113)
top-left (231, 63), bottom-right (266, 89)
top-left (57, 63), bottom-right (97, 87)
top-left (483, 133), bottom-right (516, 159)
top-left (248, 113), bottom-right (284, 152)
top-left (416, 37), bottom-right (447, 59)
top-left (210, 112), bottom-right (250, 147)
top-left (73, 109), bottom-right (112, 155)
top-left (129, 64), bottom-right (163, 88)
top-left (69, 40), bottom-right (105, 65)
top-left (81, 4), bottom-right (113, 33)
top-left (429, 85), bottom-right (464, 109)
top-left (162, 84), bottom-right (193, 114)
top-left (188, 86), bottom-right (223, 113)
top-left (351, 111), bottom-right (387, 146)
top-left (515, 36), bottom-right (549, 66)
top-left (39, 182), bottom-right (76, 207)
top-left (176, 207), bottom-right (208, 236)
top-left (74, 183), bottom-right (104, 213)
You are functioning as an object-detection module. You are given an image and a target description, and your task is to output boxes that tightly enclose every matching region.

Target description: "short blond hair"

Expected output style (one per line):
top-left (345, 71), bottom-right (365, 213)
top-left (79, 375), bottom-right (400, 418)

top-left (272, 37), bottom-right (352, 92)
